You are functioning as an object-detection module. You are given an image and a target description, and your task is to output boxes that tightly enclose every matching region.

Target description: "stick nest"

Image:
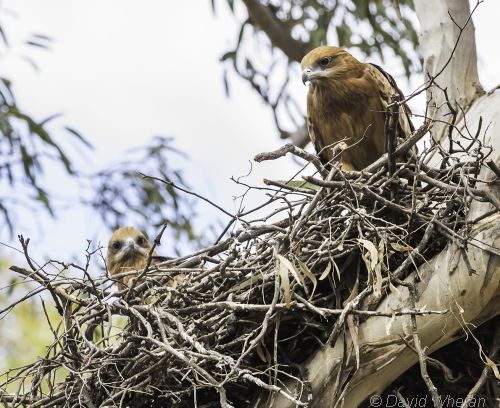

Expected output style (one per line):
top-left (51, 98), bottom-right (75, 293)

top-left (2, 123), bottom-right (499, 407)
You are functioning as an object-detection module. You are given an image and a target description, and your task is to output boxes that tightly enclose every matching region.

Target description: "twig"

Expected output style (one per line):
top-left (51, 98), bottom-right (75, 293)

top-left (126, 222), bottom-right (169, 298)
top-left (255, 143), bottom-right (327, 177)
top-left (409, 284), bottom-right (442, 408)
top-left (462, 325), bottom-right (500, 407)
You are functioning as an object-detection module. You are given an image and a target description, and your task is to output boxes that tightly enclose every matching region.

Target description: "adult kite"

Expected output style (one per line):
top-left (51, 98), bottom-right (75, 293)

top-left (301, 46), bottom-right (414, 171)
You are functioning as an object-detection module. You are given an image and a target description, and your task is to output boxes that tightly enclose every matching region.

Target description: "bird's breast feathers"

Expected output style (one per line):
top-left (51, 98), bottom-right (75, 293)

top-left (301, 46), bottom-right (413, 170)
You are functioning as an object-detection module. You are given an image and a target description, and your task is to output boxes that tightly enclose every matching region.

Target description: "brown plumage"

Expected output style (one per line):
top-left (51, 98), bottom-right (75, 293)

top-left (106, 226), bottom-right (157, 289)
top-left (106, 226), bottom-right (184, 291)
top-left (301, 46), bottom-right (414, 171)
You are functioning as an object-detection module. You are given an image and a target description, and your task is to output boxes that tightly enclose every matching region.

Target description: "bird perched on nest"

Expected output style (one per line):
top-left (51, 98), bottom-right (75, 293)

top-left (106, 226), bottom-right (181, 290)
top-left (301, 45), bottom-right (414, 171)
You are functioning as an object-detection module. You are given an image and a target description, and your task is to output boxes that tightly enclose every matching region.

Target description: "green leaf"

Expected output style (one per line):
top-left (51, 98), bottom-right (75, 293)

top-left (40, 112), bottom-right (63, 126)
top-left (0, 25), bottom-right (9, 46)
top-left (220, 51), bottom-right (236, 62)
top-left (280, 180), bottom-right (320, 191)
top-left (35, 187), bottom-right (54, 215)
top-left (64, 127), bottom-right (94, 149)
top-left (222, 69), bottom-right (230, 97)
top-left (0, 203), bottom-right (13, 234)
top-left (30, 33), bottom-right (52, 41)
top-left (25, 40), bottom-right (49, 49)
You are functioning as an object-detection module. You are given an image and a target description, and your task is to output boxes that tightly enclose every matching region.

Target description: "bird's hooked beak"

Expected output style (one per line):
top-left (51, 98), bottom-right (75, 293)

top-left (302, 68), bottom-right (312, 85)
top-left (302, 67), bottom-right (322, 85)
top-left (123, 238), bottom-right (138, 254)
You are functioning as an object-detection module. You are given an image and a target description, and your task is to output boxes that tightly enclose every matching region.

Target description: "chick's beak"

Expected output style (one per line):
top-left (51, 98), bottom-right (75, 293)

top-left (302, 69), bottom-right (311, 85)
top-left (123, 238), bottom-right (137, 254)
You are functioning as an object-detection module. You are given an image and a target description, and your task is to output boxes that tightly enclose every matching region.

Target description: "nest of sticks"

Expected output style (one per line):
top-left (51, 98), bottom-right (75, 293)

top-left (2, 121), bottom-right (500, 407)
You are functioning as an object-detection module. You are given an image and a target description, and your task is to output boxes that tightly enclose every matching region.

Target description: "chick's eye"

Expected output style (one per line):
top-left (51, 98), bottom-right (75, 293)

top-left (137, 236), bottom-right (146, 245)
top-left (319, 57), bottom-right (331, 67)
top-left (111, 241), bottom-right (122, 250)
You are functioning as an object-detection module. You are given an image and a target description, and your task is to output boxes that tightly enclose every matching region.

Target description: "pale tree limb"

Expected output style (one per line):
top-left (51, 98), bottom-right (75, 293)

top-left (261, 212), bottom-right (500, 408)
top-left (414, 0), bottom-right (485, 143)
top-left (257, 1), bottom-right (500, 406)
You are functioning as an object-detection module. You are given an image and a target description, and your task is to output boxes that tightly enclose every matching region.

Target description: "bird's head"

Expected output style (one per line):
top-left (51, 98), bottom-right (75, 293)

top-left (301, 46), bottom-right (361, 85)
top-left (106, 226), bottom-right (152, 274)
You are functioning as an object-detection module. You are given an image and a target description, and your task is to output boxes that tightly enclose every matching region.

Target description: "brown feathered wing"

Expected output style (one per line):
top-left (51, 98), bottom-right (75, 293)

top-left (368, 63), bottom-right (414, 139)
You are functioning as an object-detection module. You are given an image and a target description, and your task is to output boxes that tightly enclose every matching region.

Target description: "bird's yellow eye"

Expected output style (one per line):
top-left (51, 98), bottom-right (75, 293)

top-left (137, 236), bottom-right (146, 246)
top-left (112, 241), bottom-right (122, 250)
top-left (319, 57), bottom-right (332, 67)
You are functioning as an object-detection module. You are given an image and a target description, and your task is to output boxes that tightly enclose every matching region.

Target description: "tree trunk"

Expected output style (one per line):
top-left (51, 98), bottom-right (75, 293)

top-left (259, 1), bottom-right (500, 406)
top-left (414, 0), bottom-right (484, 143)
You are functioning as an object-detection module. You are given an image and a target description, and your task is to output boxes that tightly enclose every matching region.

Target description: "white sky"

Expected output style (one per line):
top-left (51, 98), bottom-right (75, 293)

top-left (1, 0), bottom-right (499, 266)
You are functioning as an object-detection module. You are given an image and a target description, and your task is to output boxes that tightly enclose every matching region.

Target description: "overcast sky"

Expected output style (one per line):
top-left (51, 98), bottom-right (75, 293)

top-left (1, 0), bottom-right (499, 267)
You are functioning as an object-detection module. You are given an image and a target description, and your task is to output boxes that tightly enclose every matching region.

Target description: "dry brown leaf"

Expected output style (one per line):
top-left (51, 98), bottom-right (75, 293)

top-left (373, 240), bottom-right (385, 301)
top-left (276, 255), bottom-right (292, 308)
top-left (256, 342), bottom-right (269, 363)
top-left (485, 356), bottom-right (500, 380)
top-left (347, 315), bottom-right (360, 369)
top-left (296, 258), bottom-right (317, 298)
top-left (357, 238), bottom-right (378, 272)
top-left (319, 261), bottom-right (332, 280)
top-left (332, 258), bottom-right (341, 282)
top-left (358, 238), bottom-right (384, 303)
top-left (277, 254), bottom-right (304, 287)
top-left (390, 242), bottom-right (414, 252)
top-left (388, 281), bottom-right (403, 303)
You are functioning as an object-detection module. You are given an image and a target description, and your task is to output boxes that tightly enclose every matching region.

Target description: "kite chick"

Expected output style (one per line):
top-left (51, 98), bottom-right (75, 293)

top-left (106, 226), bottom-right (157, 290)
